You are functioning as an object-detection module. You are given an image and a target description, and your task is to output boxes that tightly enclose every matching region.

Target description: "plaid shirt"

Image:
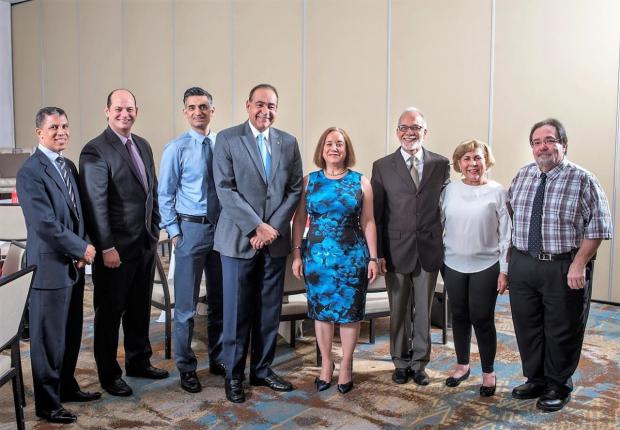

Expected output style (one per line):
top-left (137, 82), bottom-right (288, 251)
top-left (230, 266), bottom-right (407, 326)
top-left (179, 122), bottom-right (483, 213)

top-left (508, 159), bottom-right (612, 254)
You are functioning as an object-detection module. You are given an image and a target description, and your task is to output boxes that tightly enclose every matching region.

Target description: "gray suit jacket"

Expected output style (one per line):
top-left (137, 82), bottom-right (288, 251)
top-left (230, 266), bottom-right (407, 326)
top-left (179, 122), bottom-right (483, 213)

top-left (213, 121), bottom-right (303, 258)
top-left (371, 148), bottom-right (450, 273)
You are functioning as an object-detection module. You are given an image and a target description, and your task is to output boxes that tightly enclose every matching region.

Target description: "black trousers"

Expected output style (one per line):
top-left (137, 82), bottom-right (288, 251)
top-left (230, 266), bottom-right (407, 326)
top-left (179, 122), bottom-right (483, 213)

top-left (29, 276), bottom-right (84, 413)
top-left (92, 246), bottom-right (156, 383)
top-left (508, 250), bottom-right (592, 394)
top-left (443, 263), bottom-right (499, 373)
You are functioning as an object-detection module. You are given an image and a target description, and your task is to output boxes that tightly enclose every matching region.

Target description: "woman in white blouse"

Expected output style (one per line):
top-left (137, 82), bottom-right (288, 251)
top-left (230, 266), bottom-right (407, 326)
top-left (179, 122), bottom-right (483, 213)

top-left (441, 140), bottom-right (511, 397)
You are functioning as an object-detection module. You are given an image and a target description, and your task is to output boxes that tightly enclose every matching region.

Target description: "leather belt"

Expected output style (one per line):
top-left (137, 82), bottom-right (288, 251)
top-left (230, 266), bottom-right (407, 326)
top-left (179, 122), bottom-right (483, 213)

top-left (516, 248), bottom-right (575, 261)
top-left (178, 214), bottom-right (211, 224)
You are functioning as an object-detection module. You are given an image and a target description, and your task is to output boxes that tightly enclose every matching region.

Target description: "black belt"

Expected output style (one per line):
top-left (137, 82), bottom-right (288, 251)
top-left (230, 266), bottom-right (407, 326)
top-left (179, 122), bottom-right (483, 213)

top-left (516, 248), bottom-right (575, 261)
top-left (178, 214), bottom-right (211, 224)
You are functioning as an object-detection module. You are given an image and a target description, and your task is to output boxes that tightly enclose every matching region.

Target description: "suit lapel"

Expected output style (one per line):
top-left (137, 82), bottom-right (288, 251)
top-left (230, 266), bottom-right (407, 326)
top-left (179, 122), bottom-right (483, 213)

top-left (35, 149), bottom-right (79, 219)
top-left (391, 149), bottom-right (417, 191)
top-left (241, 123), bottom-right (268, 183)
top-left (418, 148), bottom-right (434, 191)
top-left (268, 128), bottom-right (282, 184)
top-left (104, 127), bottom-right (147, 194)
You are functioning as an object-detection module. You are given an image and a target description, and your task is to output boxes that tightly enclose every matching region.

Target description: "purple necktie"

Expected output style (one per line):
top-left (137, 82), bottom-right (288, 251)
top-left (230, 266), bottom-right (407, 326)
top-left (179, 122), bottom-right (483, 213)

top-left (126, 138), bottom-right (148, 192)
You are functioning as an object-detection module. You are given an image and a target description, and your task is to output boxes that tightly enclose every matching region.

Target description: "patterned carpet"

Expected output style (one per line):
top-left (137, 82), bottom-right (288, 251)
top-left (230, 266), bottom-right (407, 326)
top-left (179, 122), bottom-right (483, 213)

top-left (1, 282), bottom-right (619, 429)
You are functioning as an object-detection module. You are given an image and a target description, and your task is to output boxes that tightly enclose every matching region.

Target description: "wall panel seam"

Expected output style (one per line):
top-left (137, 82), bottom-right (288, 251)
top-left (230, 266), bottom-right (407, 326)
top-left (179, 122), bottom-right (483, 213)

top-left (230, 0), bottom-right (235, 125)
top-left (487, 0), bottom-right (495, 148)
top-left (171, 0), bottom-right (175, 137)
top-left (76, 0), bottom-right (82, 145)
top-left (301, 0), bottom-right (306, 155)
top-left (385, 0), bottom-right (391, 156)
top-left (608, 37), bottom-right (620, 301)
top-left (38, 0), bottom-right (44, 104)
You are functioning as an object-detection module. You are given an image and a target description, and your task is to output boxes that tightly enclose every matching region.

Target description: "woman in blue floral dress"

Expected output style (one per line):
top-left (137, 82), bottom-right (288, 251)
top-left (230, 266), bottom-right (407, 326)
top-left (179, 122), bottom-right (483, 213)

top-left (292, 127), bottom-right (378, 394)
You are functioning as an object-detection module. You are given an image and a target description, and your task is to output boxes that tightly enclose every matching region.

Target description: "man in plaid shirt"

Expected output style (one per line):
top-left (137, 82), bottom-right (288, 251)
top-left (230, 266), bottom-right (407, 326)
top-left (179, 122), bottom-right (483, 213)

top-left (508, 118), bottom-right (612, 412)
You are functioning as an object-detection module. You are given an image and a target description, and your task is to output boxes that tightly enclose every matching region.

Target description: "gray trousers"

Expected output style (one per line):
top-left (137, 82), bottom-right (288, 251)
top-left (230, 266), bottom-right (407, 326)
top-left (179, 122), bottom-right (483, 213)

top-left (386, 268), bottom-right (438, 371)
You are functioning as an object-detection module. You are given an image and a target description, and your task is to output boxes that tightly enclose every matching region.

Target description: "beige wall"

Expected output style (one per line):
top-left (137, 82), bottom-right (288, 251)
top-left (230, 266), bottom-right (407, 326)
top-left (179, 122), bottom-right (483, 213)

top-left (11, 0), bottom-right (620, 302)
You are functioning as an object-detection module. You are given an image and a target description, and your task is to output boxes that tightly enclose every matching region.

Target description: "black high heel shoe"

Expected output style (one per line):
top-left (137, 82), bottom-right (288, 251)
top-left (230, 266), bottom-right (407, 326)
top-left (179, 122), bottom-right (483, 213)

top-left (480, 375), bottom-right (497, 397)
top-left (315, 363), bottom-right (335, 392)
top-left (337, 360), bottom-right (354, 394)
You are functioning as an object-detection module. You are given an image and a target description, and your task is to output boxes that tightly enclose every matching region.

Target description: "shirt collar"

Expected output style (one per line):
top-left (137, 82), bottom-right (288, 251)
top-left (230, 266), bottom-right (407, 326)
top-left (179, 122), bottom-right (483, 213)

top-left (111, 128), bottom-right (132, 145)
top-left (38, 143), bottom-right (62, 162)
top-left (188, 128), bottom-right (216, 144)
top-left (400, 146), bottom-right (424, 164)
top-left (248, 120), bottom-right (269, 142)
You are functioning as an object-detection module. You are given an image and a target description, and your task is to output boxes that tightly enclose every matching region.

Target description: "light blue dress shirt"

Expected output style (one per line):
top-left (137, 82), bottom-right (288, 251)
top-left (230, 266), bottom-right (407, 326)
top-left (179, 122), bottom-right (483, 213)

top-left (158, 128), bottom-right (217, 238)
top-left (38, 143), bottom-right (63, 176)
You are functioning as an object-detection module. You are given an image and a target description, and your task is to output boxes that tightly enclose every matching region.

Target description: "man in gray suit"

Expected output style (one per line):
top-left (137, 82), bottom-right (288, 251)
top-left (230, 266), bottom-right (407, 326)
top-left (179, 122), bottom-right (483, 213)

top-left (371, 107), bottom-right (449, 386)
top-left (213, 83), bottom-right (303, 403)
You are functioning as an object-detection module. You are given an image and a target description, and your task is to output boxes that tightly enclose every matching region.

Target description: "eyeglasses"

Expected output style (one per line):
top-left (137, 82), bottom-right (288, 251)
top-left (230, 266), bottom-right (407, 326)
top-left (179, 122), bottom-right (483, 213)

top-left (530, 138), bottom-right (561, 147)
top-left (397, 124), bottom-right (425, 133)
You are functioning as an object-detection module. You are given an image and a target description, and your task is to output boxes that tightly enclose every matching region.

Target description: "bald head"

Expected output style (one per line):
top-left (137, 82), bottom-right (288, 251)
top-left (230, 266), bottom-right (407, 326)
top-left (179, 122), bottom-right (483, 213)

top-left (105, 89), bottom-right (138, 137)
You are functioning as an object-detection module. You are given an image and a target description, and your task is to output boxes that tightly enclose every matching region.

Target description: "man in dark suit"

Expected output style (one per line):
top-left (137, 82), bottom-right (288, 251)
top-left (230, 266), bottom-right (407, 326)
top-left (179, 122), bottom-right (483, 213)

top-left (79, 89), bottom-right (168, 397)
top-left (213, 83), bottom-right (303, 403)
top-left (17, 107), bottom-right (100, 424)
top-left (371, 107), bottom-right (449, 386)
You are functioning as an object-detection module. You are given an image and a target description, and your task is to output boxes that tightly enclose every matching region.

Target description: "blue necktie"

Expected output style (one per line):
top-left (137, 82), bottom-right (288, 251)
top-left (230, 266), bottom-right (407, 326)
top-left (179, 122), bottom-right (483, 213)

top-left (257, 134), bottom-right (271, 178)
top-left (527, 172), bottom-right (547, 256)
top-left (204, 137), bottom-right (219, 223)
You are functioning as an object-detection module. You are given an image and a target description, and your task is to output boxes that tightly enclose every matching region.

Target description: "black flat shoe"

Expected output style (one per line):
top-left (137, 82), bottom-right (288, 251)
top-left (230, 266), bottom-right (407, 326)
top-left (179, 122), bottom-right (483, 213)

top-left (36, 407), bottom-right (77, 424)
top-left (445, 369), bottom-right (470, 387)
top-left (480, 382), bottom-right (496, 397)
top-left (337, 380), bottom-right (354, 394)
top-left (60, 389), bottom-right (102, 402)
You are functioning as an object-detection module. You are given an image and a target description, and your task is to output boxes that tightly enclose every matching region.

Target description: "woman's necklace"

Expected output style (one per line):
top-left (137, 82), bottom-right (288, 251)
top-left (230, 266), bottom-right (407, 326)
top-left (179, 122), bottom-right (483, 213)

top-left (324, 168), bottom-right (347, 177)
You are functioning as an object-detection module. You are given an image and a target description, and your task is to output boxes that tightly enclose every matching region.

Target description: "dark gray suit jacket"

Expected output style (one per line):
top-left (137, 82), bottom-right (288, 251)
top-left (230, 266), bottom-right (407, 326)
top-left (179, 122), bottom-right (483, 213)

top-left (16, 149), bottom-right (88, 289)
top-left (213, 121), bottom-right (303, 258)
top-left (371, 148), bottom-right (450, 273)
top-left (79, 126), bottom-right (160, 260)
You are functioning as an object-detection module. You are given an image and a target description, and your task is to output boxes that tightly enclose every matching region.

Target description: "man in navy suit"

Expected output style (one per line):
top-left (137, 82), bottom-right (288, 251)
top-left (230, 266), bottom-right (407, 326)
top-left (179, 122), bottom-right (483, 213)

top-left (17, 107), bottom-right (99, 424)
top-left (213, 84), bottom-right (303, 403)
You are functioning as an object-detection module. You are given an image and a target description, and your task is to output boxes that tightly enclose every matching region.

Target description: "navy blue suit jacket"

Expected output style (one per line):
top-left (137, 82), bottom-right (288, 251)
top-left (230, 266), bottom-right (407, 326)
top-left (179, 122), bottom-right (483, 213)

top-left (16, 149), bottom-right (88, 289)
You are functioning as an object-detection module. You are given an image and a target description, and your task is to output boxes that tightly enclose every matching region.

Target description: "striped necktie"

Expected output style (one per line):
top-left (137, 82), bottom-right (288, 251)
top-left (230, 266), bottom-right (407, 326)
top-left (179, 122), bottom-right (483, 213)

top-left (55, 156), bottom-right (78, 215)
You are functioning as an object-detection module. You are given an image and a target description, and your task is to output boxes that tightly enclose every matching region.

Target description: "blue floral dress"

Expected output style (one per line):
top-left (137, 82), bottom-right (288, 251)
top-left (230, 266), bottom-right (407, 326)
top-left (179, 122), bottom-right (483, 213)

top-left (303, 170), bottom-right (369, 323)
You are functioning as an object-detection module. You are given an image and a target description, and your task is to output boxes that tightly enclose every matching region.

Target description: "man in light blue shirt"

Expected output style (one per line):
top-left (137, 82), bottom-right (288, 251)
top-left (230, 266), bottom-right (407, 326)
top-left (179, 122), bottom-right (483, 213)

top-left (158, 87), bottom-right (223, 393)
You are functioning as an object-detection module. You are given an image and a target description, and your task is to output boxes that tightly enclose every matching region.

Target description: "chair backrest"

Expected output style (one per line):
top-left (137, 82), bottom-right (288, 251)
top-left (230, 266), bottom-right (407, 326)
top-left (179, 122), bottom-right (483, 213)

top-left (0, 204), bottom-right (27, 241)
top-left (283, 254), bottom-right (306, 295)
top-left (367, 274), bottom-right (387, 292)
top-left (0, 266), bottom-right (35, 350)
top-left (1, 241), bottom-right (26, 278)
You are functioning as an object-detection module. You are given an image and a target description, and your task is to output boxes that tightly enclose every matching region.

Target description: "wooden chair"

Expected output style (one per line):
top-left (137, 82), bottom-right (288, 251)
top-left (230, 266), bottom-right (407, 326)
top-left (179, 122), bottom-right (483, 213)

top-left (0, 266), bottom-right (36, 430)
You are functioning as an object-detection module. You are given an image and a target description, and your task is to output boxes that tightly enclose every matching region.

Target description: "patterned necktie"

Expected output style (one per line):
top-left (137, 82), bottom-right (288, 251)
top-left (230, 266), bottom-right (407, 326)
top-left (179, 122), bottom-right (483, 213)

top-left (204, 137), bottom-right (220, 223)
top-left (257, 134), bottom-right (271, 178)
top-left (126, 138), bottom-right (148, 192)
top-left (409, 156), bottom-right (420, 188)
top-left (55, 156), bottom-right (78, 215)
top-left (527, 172), bottom-right (547, 256)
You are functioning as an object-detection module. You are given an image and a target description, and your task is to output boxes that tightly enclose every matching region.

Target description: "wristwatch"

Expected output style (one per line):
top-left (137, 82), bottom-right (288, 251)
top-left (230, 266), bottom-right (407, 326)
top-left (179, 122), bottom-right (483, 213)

top-left (368, 257), bottom-right (379, 263)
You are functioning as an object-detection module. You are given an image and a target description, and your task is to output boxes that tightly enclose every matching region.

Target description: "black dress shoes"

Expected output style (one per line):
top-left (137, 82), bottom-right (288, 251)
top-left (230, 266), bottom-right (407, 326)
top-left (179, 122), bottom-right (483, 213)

top-left (512, 382), bottom-right (546, 399)
top-left (225, 378), bottom-right (245, 403)
top-left (60, 389), bottom-right (102, 402)
top-left (102, 378), bottom-right (133, 397)
top-left (412, 369), bottom-right (430, 386)
top-left (209, 362), bottom-right (226, 377)
top-left (337, 380), bottom-right (354, 394)
top-left (250, 370), bottom-right (294, 392)
top-left (36, 407), bottom-right (77, 424)
top-left (536, 389), bottom-right (571, 412)
top-left (392, 368), bottom-right (410, 384)
top-left (180, 371), bottom-right (201, 393)
top-left (126, 365), bottom-right (169, 379)
top-left (445, 369), bottom-right (471, 387)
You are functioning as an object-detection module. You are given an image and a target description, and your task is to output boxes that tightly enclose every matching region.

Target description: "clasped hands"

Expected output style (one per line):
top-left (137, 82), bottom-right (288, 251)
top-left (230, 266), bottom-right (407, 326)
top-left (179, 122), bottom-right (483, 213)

top-left (76, 244), bottom-right (96, 268)
top-left (250, 223), bottom-right (279, 250)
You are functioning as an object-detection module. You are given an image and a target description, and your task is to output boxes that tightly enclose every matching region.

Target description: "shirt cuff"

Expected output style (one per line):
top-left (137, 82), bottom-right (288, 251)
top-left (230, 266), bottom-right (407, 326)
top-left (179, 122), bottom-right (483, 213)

top-left (103, 247), bottom-right (115, 254)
